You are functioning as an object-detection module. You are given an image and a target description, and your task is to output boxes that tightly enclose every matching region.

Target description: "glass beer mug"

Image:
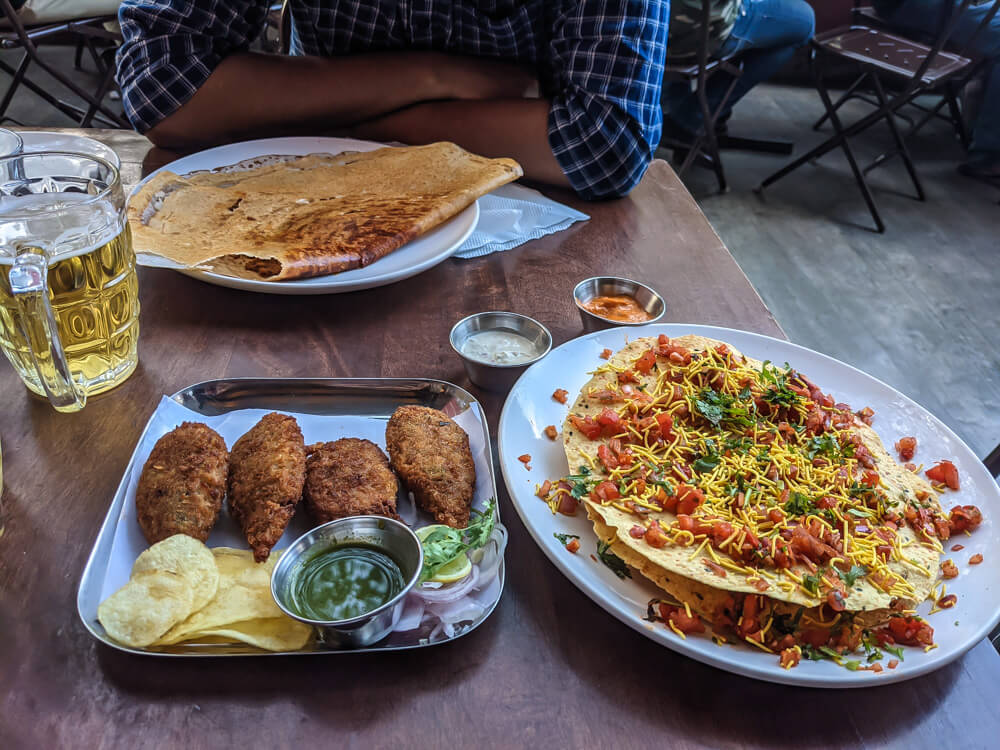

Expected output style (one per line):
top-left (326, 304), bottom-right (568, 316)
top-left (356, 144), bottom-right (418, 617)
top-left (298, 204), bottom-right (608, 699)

top-left (0, 152), bottom-right (140, 412)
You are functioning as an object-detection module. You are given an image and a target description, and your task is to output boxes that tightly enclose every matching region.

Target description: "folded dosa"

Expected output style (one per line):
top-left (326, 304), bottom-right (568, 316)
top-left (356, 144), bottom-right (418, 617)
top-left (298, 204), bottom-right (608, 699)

top-left (128, 143), bottom-right (522, 281)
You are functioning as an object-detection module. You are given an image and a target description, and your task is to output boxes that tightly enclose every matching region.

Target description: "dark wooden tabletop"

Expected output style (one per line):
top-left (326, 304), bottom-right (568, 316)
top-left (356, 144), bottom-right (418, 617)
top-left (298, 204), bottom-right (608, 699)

top-left (1, 129), bottom-right (996, 750)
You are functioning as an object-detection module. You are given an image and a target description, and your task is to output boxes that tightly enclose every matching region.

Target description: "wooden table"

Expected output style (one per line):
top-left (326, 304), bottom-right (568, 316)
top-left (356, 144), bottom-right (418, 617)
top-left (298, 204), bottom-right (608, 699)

top-left (1, 130), bottom-right (997, 749)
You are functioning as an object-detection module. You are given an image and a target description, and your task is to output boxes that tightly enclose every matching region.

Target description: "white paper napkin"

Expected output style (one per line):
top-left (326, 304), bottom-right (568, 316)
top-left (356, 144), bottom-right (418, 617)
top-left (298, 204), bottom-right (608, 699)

top-left (454, 183), bottom-right (589, 259)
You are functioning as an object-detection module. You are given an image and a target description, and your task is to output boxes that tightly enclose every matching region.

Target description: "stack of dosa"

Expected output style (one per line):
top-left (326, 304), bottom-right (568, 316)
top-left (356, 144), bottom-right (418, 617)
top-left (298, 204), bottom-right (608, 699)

top-left (128, 142), bottom-right (522, 281)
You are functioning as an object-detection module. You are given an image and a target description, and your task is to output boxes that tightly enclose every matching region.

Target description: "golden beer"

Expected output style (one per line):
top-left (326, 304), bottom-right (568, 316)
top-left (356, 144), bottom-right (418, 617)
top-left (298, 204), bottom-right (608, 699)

top-left (0, 225), bottom-right (139, 398)
top-left (0, 152), bottom-right (139, 411)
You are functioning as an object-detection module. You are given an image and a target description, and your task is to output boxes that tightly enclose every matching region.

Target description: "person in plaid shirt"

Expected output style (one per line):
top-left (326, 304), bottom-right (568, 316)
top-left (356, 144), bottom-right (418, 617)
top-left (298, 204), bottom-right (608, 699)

top-left (116, 1), bottom-right (669, 199)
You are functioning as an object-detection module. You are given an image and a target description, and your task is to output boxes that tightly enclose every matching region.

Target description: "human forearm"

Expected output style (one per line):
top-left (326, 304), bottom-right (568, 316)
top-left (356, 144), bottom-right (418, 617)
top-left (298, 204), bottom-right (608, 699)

top-left (347, 98), bottom-right (571, 188)
top-left (146, 52), bottom-right (536, 149)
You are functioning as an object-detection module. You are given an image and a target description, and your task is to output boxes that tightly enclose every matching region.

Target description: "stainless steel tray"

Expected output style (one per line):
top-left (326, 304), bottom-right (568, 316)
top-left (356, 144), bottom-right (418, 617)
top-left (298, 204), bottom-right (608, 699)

top-left (77, 377), bottom-right (505, 656)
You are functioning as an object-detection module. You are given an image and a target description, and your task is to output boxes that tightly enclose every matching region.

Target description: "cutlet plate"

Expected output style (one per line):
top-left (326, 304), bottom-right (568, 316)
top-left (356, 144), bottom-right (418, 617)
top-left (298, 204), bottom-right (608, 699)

top-left (77, 377), bottom-right (504, 656)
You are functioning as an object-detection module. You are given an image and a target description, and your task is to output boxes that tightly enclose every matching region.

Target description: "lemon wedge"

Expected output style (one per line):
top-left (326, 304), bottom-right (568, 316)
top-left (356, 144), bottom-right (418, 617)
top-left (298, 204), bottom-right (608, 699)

top-left (416, 525), bottom-right (473, 583)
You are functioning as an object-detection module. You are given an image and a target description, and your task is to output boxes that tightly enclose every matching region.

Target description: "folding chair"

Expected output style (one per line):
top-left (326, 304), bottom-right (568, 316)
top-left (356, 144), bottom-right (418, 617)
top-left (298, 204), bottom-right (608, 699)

top-left (660, 0), bottom-right (794, 193)
top-left (0, 0), bottom-right (127, 127)
top-left (986, 442), bottom-right (1000, 478)
top-left (756, 0), bottom-right (1000, 233)
top-left (812, 2), bottom-right (978, 162)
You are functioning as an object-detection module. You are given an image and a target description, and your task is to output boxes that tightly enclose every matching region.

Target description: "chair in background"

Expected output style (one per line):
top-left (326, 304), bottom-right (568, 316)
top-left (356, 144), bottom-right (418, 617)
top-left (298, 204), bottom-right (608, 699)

top-left (986, 442), bottom-right (1000, 478)
top-left (0, 0), bottom-right (127, 127)
top-left (661, 0), bottom-right (794, 193)
top-left (756, 0), bottom-right (1000, 232)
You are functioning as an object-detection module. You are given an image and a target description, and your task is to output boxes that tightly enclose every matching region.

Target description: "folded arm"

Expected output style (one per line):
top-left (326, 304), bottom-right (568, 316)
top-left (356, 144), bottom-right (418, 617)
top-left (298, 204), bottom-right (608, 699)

top-left (117, 1), bottom-right (535, 148)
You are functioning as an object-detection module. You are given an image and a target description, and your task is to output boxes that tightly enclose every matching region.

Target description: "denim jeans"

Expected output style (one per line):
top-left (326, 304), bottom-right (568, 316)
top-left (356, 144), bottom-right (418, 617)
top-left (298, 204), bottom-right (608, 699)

top-left (881, 0), bottom-right (1000, 158)
top-left (661, 0), bottom-right (815, 135)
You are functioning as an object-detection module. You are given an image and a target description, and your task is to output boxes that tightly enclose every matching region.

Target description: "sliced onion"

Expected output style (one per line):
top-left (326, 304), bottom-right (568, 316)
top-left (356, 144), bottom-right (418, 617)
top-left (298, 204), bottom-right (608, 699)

top-left (474, 524), bottom-right (508, 588)
top-left (427, 597), bottom-right (486, 625)
top-left (470, 574), bottom-right (502, 608)
top-left (410, 565), bottom-right (479, 603)
top-left (393, 597), bottom-right (426, 632)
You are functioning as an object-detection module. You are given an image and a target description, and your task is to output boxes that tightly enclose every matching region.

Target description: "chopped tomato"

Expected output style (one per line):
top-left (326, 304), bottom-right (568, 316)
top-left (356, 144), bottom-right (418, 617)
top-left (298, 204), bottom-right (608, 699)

top-left (970, 553), bottom-right (984, 565)
top-left (871, 663), bottom-right (883, 674)
top-left (597, 444), bottom-right (619, 471)
top-left (675, 484), bottom-right (706, 515)
top-left (552, 388), bottom-right (569, 404)
top-left (518, 454), bottom-right (531, 464)
top-left (596, 407), bottom-right (623, 437)
top-left (885, 616), bottom-right (934, 647)
top-left (926, 460), bottom-right (960, 490)
top-left (543, 425), bottom-right (558, 440)
top-left (535, 480), bottom-right (552, 499)
top-left (655, 412), bottom-right (674, 438)
top-left (951, 544), bottom-right (964, 552)
top-left (565, 538), bottom-right (581, 553)
top-left (895, 436), bottom-right (917, 461)
top-left (904, 462), bottom-right (917, 472)
top-left (949, 505), bottom-right (982, 534)
top-left (827, 590), bottom-right (846, 612)
top-left (658, 603), bottom-right (705, 634)
top-left (767, 508), bottom-right (785, 524)
top-left (645, 524), bottom-right (669, 549)
top-left (855, 406), bottom-right (875, 425)
top-left (629, 524), bottom-right (646, 539)
top-left (887, 659), bottom-right (899, 670)
top-left (704, 560), bottom-right (728, 578)
top-left (799, 628), bottom-right (830, 648)
top-left (711, 521), bottom-right (734, 547)
top-left (941, 559), bottom-right (959, 579)
top-left (599, 348), bottom-right (612, 360)
top-left (655, 487), bottom-right (678, 514)
top-left (861, 470), bottom-right (880, 488)
top-left (634, 349), bottom-right (657, 374)
top-left (568, 414), bottom-right (602, 440)
top-left (937, 594), bottom-right (957, 609)
top-left (557, 494), bottom-right (578, 516)
top-left (779, 647), bottom-right (801, 670)
top-left (591, 480), bottom-right (620, 503)
top-left (816, 495), bottom-right (838, 510)
top-left (617, 369), bottom-right (639, 384)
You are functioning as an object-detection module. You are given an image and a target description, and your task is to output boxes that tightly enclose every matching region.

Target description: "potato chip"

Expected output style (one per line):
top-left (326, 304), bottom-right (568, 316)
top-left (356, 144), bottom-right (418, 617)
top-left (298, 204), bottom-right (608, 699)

top-left (175, 617), bottom-right (313, 652)
top-left (97, 570), bottom-right (194, 647)
top-left (131, 534), bottom-right (219, 611)
top-left (153, 547), bottom-right (288, 645)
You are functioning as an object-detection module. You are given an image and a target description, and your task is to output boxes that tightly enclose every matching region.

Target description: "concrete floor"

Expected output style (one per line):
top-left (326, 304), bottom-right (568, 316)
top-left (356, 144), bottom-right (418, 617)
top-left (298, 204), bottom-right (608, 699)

top-left (2, 50), bottom-right (997, 461)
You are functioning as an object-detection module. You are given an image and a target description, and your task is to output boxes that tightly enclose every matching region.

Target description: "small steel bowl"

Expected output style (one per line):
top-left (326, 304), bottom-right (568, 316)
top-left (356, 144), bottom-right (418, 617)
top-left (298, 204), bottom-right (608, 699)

top-left (271, 516), bottom-right (423, 648)
top-left (449, 311), bottom-right (552, 391)
top-left (573, 276), bottom-right (666, 332)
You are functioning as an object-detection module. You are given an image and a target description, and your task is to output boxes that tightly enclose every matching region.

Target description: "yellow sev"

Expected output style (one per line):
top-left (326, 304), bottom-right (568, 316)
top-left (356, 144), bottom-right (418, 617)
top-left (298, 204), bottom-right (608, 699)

top-left (544, 339), bottom-right (936, 605)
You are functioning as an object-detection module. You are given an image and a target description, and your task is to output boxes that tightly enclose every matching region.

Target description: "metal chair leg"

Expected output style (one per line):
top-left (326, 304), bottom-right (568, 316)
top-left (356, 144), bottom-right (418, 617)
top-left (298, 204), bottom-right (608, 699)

top-left (945, 83), bottom-right (970, 149)
top-left (871, 73), bottom-right (925, 201)
top-left (813, 71), bottom-right (869, 131)
top-left (815, 66), bottom-right (886, 233)
top-left (80, 50), bottom-right (117, 127)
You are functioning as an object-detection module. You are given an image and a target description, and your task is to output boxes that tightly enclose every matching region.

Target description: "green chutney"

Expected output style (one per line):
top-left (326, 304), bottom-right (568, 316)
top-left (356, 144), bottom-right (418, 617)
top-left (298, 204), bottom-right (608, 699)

top-left (289, 543), bottom-right (405, 621)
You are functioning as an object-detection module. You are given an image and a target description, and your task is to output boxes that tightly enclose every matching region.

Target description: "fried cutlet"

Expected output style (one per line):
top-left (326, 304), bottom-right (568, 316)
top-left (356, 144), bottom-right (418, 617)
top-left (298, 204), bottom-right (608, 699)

top-left (227, 412), bottom-right (306, 562)
top-left (385, 405), bottom-right (475, 528)
top-left (304, 438), bottom-right (400, 524)
top-left (136, 422), bottom-right (228, 544)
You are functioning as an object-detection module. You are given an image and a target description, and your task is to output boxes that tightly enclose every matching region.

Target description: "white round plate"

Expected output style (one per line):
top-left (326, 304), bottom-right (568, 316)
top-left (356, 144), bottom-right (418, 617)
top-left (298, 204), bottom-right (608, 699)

top-left (498, 323), bottom-right (1000, 688)
top-left (129, 137), bottom-right (479, 295)
top-left (19, 130), bottom-right (121, 168)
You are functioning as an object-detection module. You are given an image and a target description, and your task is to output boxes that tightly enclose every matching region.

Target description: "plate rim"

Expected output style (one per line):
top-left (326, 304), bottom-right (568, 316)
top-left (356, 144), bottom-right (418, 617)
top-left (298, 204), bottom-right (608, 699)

top-left (497, 322), bottom-right (1000, 688)
top-left (128, 136), bottom-right (480, 295)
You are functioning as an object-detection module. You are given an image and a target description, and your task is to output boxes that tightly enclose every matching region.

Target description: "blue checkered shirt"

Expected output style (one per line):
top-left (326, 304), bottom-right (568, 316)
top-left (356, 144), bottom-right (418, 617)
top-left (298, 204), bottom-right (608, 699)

top-left (117, 1), bottom-right (668, 198)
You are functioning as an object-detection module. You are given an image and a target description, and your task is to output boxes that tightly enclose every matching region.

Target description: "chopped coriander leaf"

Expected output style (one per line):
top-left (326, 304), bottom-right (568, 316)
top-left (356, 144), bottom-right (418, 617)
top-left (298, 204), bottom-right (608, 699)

top-left (836, 564), bottom-right (868, 588)
top-left (419, 498), bottom-right (496, 581)
top-left (784, 491), bottom-right (816, 517)
top-left (693, 455), bottom-right (721, 473)
top-left (553, 533), bottom-right (581, 545)
top-left (802, 572), bottom-right (823, 596)
top-left (845, 660), bottom-right (861, 671)
top-left (691, 388), bottom-right (754, 430)
top-left (759, 361), bottom-right (801, 408)
top-left (596, 541), bottom-right (632, 580)
top-left (883, 644), bottom-right (905, 661)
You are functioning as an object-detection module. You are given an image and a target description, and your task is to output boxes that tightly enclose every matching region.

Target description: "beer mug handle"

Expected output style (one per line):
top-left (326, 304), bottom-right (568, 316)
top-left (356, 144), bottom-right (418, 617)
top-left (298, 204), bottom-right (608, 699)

top-left (7, 247), bottom-right (86, 412)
